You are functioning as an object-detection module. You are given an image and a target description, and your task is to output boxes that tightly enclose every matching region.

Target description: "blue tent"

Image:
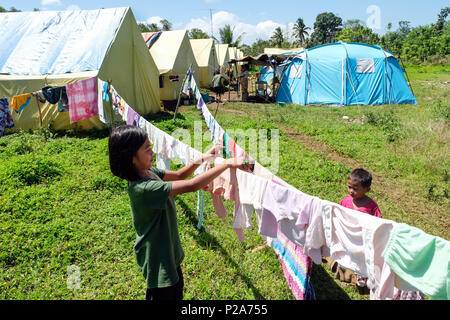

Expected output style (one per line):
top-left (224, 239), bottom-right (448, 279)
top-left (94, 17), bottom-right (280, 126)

top-left (275, 42), bottom-right (417, 106)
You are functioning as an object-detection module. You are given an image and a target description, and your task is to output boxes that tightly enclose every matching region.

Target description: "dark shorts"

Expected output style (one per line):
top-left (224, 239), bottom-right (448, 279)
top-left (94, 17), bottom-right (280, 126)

top-left (145, 266), bottom-right (184, 301)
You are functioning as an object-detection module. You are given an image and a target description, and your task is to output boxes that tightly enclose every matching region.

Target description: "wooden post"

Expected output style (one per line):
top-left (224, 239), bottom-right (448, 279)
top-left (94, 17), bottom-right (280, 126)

top-left (35, 96), bottom-right (43, 128)
top-left (173, 63), bottom-right (193, 121)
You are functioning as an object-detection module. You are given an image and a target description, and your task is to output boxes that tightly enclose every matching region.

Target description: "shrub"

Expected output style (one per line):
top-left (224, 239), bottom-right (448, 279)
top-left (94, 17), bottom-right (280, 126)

top-left (0, 156), bottom-right (63, 187)
top-left (432, 100), bottom-right (450, 123)
top-left (366, 109), bottom-right (403, 142)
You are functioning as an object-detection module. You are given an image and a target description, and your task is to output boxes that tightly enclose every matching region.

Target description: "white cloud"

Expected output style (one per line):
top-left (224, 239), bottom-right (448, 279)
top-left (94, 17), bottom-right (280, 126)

top-left (66, 5), bottom-right (81, 11)
top-left (146, 16), bottom-right (164, 27)
top-left (41, 0), bottom-right (62, 6)
top-left (185, 10), bottom-right (293, 44)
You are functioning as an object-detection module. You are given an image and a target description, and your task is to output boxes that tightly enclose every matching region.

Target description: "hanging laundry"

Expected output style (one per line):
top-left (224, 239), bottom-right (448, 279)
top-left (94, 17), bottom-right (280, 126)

top-left (97, 79), bottom-right (110, 124)
top-left (119, 97), bottom-right (125, 119)
top-left (382, 223), bottom-right (450, 300)
top-left (102, 81), bottom-right (110, 103)
top-left (156, 154), bottom-right (171, 171)
top-left (126, 106), bottom-right (140, 127)
top-left (11, 93), bottom-right (31, 114)
top-left (110, 86), bottom-right (121, 113)
top-left (213, 123), bottom-right (223, 145)
top-left (235, 169), bottom-right (268, 231)
top-left (42, 86), bottom-right (67, 104)
top-left (223, 132), bottom-right (232, 158)
top-left (0, 98), bottom-right (14, 137)
top-left (260, 180), bottom-right (321, 256)
top-left (138, 116), bottom-right (146, 130)
top-left (66, 77), bottom-right (98, 122)
top-left (197, 94), bottom-right (205, 111)
top-left (267, 224), bottom-right (315, 300)
top-left (182, 69), bottom-right (193, 96)
top-left (228, 137), bottom-right (237, 158)
top-left (211, 157), bottom-right (247, 242)
top-left (253, 162), bottom-right (274, 180)
top-left (309, 200), bottom-right (403, 299)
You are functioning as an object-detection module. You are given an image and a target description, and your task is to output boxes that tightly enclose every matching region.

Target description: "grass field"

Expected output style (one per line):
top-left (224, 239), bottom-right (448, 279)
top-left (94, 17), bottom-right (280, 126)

top-left (0, 65), bottom-right (448, 300)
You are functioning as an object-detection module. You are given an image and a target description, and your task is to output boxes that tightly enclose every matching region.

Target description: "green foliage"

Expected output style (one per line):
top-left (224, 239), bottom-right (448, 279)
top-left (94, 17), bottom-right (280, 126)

top-left (246, 39), bottom-right (271, 56)
top-left (432, 100), bottom-right (450, 123)
top-left (307, 12), bottom-right (343, 47)
top-left (270, 27), bottom-right (285, 48)
top-left (189, 28), bottom-right (209, 39)
top-left (0, 156), bottom-right (63, 187)
top-left (336, 20), bottom-right (380, 45)
top-left (219, 24), bottom-right (244, 47)
top-left (292, 18), bottom-right (311, 47)
top-left (366, 109), bottom-right (403, 142)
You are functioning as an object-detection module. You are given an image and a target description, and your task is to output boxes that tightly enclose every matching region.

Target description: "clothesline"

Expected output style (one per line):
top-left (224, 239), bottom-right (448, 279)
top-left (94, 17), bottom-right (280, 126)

top-left (3, 74), bottom-right (448, 300)
top-left (181, 69), bottom-right (450, 300)
top-left (104, 76), bottom-right (316, 300)
top-left (0, 74), bottom-right (316, 300)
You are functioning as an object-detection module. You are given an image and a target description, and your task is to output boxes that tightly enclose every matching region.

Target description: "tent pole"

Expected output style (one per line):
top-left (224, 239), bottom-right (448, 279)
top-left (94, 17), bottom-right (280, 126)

top-left (398, 55), bottom-right (416, 99)
top-left (173, 63), bottom-right (193, 121)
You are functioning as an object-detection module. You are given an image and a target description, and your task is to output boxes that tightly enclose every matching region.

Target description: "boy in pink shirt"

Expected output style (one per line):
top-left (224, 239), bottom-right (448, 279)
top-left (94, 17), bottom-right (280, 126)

top-left (338, 168), bottom-right (423, 299)
top-left (339, 168), bottom-right (382, 218)
top-left (335, 168), bottom-right (381, 295)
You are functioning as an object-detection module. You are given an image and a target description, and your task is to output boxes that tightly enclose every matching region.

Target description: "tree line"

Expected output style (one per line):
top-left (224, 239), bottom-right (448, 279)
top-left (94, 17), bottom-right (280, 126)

top-left (139, 8), bottom-right (448, 65)
top-left (3, 5), bottom-right (448, 65)
top-left (247, 8), bottom-right (449, 64)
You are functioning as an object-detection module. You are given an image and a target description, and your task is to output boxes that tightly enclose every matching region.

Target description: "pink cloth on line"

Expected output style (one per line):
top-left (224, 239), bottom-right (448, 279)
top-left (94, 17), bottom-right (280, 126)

top-left (212, 157), bottom-right (238, 202)
top-left (339, 195), bottom-right (382, 218)
top-left (67, 77), bottom-right (98, 123)
top-left (210, 157), bottom-right (246, 242)
top-left (228, 138), bottom-right (236, 158)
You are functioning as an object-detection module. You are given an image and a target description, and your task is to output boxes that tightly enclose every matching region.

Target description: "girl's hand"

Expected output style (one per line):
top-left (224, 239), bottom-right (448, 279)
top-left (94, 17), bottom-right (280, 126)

top-left (225, 157), bottom-right (254, 172)
top-left (202, 144), bottom-right (224, 162)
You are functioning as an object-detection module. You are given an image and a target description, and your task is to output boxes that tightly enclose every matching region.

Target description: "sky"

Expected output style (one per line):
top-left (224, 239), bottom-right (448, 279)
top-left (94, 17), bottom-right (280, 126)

top-left (2, 0), bottom-right (448, 44)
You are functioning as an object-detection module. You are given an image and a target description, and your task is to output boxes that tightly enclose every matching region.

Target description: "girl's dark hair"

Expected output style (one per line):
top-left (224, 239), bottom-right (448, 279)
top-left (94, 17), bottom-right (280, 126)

top-left (349, 168), bottom-right (372, 188)
top-left (108, 125), bottom-right (148, 182)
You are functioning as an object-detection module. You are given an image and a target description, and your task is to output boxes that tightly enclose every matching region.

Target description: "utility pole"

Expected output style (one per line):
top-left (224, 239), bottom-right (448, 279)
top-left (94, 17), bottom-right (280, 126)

top-left (210, 9), bottom-right (214, 39)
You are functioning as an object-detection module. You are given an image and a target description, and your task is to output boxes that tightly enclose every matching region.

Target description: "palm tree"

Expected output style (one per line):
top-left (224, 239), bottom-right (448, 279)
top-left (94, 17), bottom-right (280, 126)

top-left (219, 24), bottom-right (245, 47)
top-left (292, 18), bottom-right (310, 47)
top-left (271, 27), bottom-right (284, 48)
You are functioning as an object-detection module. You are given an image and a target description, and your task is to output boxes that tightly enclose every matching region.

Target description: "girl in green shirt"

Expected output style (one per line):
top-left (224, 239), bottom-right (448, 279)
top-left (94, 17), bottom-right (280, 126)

top-left (108, 125), bottom-right (250, 300)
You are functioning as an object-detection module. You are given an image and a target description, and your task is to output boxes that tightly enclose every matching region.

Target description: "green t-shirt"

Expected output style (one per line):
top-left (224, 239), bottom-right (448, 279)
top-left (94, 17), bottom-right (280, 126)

top-left (127, 167), bottom-right (184, 289)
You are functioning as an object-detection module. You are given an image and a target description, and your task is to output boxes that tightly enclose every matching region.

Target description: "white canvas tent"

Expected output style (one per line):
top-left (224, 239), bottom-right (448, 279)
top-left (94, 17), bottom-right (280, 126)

top-left (149, 30), bottom-right (199, 101)
top-left (264, 47), bottom-right (304, 55)
top-left (215, 44), bottom-right (230, 70)
top-left (0, 7), bottom-right (161, 131)
top-left (190, 39), bottom-right (218, 88)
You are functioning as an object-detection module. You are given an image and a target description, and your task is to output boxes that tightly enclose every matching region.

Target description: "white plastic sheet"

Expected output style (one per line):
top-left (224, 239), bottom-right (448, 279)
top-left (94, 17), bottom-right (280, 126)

top-left (0, 8), bottom-right (127, 75)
